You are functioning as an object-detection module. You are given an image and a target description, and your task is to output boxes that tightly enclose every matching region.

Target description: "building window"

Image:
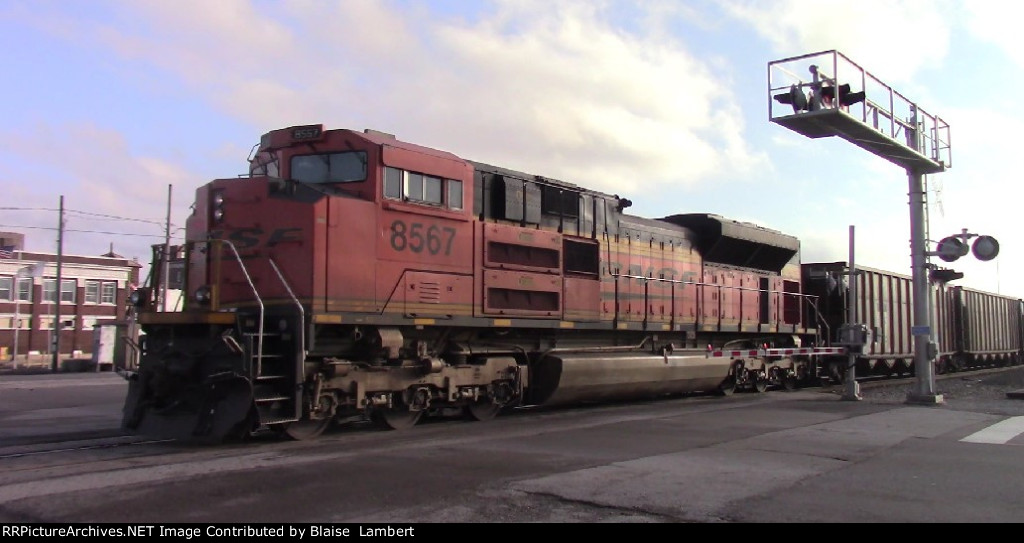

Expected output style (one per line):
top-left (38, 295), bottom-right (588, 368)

top-left (44, 279), bottom-right (76, 303)
top-left (86, 280), bottom-right (100, 304)
top-left (101, 282), bottom-right (116, 304)
top-left (16, 278), bottom-right (31, 302)
top-left (0, 316), bottom-right (28, 330)
top-left (2, 275), bottom-right (35, 301)
top-left (61, 280), bottom-right (75, 303)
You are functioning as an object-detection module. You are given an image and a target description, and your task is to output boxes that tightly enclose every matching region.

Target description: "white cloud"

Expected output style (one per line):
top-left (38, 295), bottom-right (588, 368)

top-left (965, 1), bottom-right (1024, 68)
top-left (16, 0), bottom-right (768, 197)
top-left (0, 123), bottom-right (194, 266)
top-left (4, 0), bottom-right (1020, 298)
top-left (723, 0), bottom-right (954, 83)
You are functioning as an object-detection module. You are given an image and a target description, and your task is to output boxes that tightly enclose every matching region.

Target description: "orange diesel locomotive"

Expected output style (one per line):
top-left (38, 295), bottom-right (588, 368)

top-left (121, 124), bottom-right (843, 441)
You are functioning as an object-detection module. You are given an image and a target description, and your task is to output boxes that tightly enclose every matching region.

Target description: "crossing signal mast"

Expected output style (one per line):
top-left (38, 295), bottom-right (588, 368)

top-left (768, 50), bottom-right (961, 404)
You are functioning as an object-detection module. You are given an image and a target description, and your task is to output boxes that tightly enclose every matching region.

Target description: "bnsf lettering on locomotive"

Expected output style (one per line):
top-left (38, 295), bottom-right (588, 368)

top-left (222, 228), bottom-right (303, 250)
top-left (228, 228), bottom-right (262, 250)
top-left (389, 220), bottom-right (456, 256)
top-left (266, 228), bottom-right (303, 246)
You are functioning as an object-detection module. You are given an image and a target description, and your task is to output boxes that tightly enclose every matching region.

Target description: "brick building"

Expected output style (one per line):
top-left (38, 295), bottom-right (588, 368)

top-left (0, 232), bottom-right (141, 358)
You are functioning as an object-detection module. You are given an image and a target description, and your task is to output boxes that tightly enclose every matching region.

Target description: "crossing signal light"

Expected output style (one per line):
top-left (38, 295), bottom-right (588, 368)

top-left (773, 85), bottom-right (809, 114)
top-left (930, 268), bottom-right (964, 283)
top-left (971, 235), bottom-right (1000, 261)
top-left (936, 236), bottom-right (968, 262)
top-left (820, 83), bottom-right (866, 107)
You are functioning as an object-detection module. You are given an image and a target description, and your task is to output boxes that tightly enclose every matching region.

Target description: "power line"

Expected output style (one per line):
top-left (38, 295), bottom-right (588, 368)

top-left (2, 207), bottom-right (180, 229)
top-left (65, 208), bottom-right (174, 227)
top-left (0, 223), bottom-right (184, 239)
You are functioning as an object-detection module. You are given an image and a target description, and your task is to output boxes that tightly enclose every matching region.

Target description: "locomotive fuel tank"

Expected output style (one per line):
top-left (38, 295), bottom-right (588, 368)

top-left (527, 350), bottom-right (735, 406)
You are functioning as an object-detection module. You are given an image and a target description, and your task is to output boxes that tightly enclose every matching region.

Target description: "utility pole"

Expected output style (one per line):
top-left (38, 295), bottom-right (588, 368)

top-left (52, 195), bottom-right (64, 373)
top-left (162, 184), bottom-right (172, 312)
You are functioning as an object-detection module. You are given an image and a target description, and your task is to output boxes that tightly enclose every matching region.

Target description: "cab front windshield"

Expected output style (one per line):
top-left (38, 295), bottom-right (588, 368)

top-left (290, 151), bottom-right (367, 184)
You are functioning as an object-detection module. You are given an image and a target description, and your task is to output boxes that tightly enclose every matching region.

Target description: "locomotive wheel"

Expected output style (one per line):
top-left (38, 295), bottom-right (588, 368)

top-left (752, 373), bottom-right (769, 393)
top-left (830, 365), bottom-right (846, 385)
top-left (716, 375), bottom-right (737, 396)
top-left (276, 418), bottom-right (331, 441)
top-left (371, 408), bottom-right (423, 430)
top-left (465, 401), bottom-right (501, 421)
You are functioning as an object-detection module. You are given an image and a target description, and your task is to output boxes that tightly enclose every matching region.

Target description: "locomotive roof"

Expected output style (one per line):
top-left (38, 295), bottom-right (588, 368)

top-left (661, 213), bottom-right (799, 272)
top-left (353, 128), bottom-right (467, 164)
top-left (468, 160), bottom-right (620, 201)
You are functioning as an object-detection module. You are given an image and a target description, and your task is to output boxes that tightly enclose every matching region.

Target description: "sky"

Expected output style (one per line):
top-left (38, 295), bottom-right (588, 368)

top-left (1, 0), bottom-right (1020, 298)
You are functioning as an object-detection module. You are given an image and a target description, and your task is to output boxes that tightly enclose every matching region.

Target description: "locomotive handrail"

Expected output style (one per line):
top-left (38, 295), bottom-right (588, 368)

top-left (537, 335), bottom-right (655, 356)
top-left (268, 257), bottom-right (306, 422)
top-left (802, 294), bottom-right (829, 346)
top-left (120, 335), bottom-right (141, 375)
top-left (213, 239), bottom-right (266, 376)
top-left (268, 258), bottom-right (305, 359)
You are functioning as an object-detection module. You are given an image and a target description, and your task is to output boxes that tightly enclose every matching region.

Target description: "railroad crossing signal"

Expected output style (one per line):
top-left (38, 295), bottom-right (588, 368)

top-left (933, 231), bottom-right (999, 263)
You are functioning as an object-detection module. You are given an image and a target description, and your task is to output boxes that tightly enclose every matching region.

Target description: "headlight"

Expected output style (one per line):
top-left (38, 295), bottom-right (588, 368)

top-left (212, 191), bottom-right (225, 222)
top-left (194, 285), bottom-right (212, 304)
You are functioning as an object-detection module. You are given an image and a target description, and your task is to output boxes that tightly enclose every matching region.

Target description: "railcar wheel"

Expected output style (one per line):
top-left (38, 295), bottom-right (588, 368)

top-left (782, 375), bottom-right (799, 391)
top-left (276, 418), bottom-right (331, 441)
top-left (371, 408), bottom-right (423, 430)
top-left (753, 373), bottom-right (769, 393)
top-left (465, 401), bottom-right (502, 421)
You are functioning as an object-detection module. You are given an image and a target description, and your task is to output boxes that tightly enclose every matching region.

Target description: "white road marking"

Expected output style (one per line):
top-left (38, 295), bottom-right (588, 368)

top-left (960, 416), bottom-right (1024, 445)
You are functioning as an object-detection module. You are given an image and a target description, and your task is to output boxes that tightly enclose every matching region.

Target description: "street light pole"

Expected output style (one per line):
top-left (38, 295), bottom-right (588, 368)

top-left (12, 287), bottom-right (19, 367)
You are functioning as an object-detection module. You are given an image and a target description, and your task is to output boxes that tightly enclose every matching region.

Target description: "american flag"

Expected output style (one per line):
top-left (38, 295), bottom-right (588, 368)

top-left (0, 245), bottom-right (15, 259)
